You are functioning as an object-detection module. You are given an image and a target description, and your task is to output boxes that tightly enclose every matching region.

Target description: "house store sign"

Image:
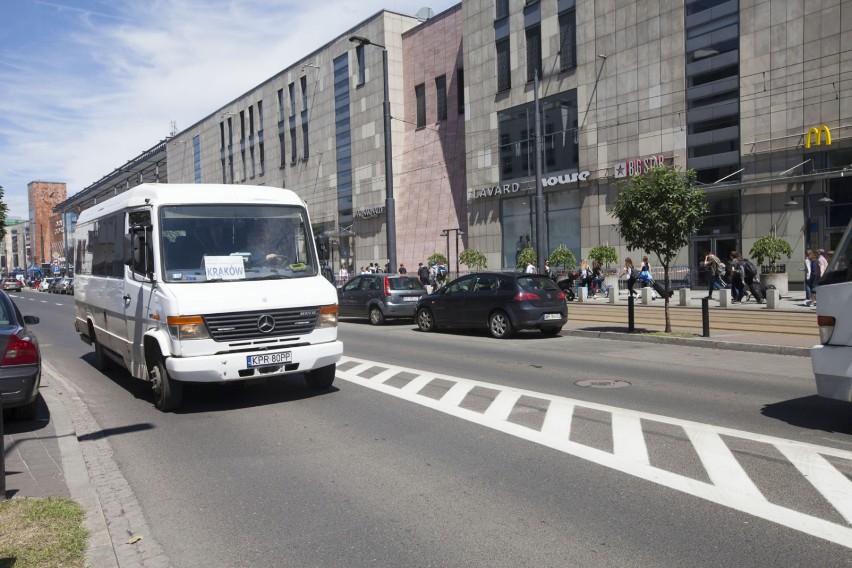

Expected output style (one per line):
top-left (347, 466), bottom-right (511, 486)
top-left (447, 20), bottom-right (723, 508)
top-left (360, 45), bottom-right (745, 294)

top-left (354, 205), bottom-right (386, 219)
top-left (468, 170), bottom-right (591, 200)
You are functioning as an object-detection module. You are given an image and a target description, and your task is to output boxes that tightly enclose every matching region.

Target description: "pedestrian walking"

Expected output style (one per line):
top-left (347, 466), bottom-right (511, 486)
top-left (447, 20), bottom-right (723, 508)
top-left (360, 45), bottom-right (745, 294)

top-left (803, 250), bottom-right (813, 306)
top-left (701, 251), bottom-right (724, 299)
top-left (525, 260), bottom-right (536, 274)
top-left (739, 253), bottom-right (763, 304)
top-left (619, 257), bottom-right (640, 298)
top-left (729, 252), bottom-right (744, 303)
top-left (398, 263), bottom-right (407, 275)
top-left (808, 250), bottom-right (821, 307)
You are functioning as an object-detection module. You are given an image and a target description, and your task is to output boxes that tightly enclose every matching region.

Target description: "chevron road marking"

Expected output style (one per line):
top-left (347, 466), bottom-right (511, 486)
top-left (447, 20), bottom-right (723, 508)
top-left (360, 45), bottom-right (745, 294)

top-left (336, 356), bottom-right (852, 549)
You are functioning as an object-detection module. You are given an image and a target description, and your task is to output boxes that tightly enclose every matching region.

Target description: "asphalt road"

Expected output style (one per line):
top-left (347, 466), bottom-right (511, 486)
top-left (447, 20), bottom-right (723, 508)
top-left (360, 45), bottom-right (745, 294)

top-left (13, 291), bottom-right (852, 567)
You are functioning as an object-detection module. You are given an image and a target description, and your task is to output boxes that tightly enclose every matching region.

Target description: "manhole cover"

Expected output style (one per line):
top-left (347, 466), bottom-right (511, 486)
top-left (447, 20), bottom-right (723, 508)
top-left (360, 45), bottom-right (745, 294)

top-left (575, 379), bottom-right (631, 388)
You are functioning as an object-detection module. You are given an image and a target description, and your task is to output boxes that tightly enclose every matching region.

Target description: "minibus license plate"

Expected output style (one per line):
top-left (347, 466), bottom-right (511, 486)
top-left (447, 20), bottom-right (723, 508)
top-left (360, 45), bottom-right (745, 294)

top-left (247, 351), bottom-right (292, 367)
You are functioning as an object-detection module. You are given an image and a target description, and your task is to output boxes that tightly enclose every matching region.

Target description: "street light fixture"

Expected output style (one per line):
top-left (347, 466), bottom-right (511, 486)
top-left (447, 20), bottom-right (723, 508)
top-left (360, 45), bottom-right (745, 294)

top-left (440, 228), bottom-right (464, 277)
top-left (349, 35), bottom-right (397, 274)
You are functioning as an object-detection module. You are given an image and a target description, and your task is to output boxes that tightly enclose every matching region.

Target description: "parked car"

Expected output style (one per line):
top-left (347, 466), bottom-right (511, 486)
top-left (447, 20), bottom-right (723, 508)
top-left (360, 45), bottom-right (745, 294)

top-left (338, 273), bottom-right (426, 325)
top-left (47, 277), bottom-right (64, 293)
top-left (0, 290), bottom-right (41, 420)
top-left (56, 277), bottom-right (74, 295)
top-left (39, 278), bottom-right (54, 292)
top-left (415, 272), bottom-right (567, 338)
top-left (1, 278), bottom-right (22, 292)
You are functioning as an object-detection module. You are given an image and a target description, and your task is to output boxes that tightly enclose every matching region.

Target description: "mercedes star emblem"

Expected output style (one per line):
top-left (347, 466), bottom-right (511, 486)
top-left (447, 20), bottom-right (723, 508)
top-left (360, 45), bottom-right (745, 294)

top-left (257, 314), bottom-right (276, 333)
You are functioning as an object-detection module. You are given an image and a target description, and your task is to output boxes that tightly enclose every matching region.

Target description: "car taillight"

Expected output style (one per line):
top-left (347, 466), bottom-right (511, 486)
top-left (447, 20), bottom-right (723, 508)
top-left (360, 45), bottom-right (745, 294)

top-left (817, 315), bottom-right (835, 345)
top-left (2, 334), bottom-right (38, 366)
top-left (514, 291), bottom-right (541, 301)
top-left (384, 276), bottom-right (391, 297)
top-left (556, 290), bottom-right (565, 300)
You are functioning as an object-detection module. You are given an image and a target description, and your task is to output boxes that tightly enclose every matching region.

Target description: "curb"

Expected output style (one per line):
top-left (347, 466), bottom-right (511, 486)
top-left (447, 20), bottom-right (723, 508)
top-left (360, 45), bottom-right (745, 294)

top-left (41, 369), bottom-right (119, 568)
top-left (560, 329), bottom-right (812, 357)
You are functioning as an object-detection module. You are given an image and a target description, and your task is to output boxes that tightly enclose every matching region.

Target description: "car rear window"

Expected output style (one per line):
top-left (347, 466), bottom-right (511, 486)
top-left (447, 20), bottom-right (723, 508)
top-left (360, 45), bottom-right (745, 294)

top-left (389, 277), bottom-right (422, 290)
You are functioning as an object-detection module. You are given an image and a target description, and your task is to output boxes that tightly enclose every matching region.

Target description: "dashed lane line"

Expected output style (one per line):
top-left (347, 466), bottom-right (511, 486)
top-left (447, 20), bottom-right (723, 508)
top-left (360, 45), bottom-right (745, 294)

top-left (336, 356), bottom-right (852, 549)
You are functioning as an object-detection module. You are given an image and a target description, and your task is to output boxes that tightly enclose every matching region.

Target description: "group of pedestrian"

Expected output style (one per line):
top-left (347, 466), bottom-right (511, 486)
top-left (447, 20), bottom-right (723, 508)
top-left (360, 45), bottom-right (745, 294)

top-left (417, 261), bottom-right (448, 291)
top-left (700, 250), bottom-right (765, 304)
top-left (804, 248), bottom-right (829, 307)
top-left (619, 255), bottom-right (671, 300)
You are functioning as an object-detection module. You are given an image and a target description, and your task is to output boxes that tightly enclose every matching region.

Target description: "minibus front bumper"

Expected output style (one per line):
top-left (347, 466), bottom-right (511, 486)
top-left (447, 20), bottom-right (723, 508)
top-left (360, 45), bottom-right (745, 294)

top-left (165, 340), bottom-right (343, 383)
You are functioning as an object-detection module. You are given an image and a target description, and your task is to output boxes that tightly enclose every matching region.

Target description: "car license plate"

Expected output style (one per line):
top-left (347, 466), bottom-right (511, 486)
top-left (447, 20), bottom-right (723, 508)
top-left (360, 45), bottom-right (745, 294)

top-left (246, 351), bottom-right (292, 367)
top-left (543, 313), bottom-right (562, 321)
top-left (403, 296), bottom-right (419, 302)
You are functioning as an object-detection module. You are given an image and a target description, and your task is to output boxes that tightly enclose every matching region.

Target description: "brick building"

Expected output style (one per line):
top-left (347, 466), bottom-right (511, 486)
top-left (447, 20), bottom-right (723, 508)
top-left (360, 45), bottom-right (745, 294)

top-left (28, 181), bottom-right (67, 267)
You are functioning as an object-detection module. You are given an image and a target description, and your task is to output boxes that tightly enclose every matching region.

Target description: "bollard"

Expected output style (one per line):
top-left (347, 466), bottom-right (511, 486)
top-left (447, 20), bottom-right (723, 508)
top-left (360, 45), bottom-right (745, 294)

top-left (628, 293), bottom-right (635, 332)
top-left (701, 297), bottom-right (710, 337)
top-left (608, 288), bottom-right (618, 303)
top-left (719, 288), bottom-right (731, 308)
top-left (678, 288), bottom-right (690, 307)
top-left (641, 286), bottom-right (652, 305)
top-left (766, 288), bottom-right (779, 309)
top-left (1, 394), bottom-right (5, 501)
top-left (578, 286), bottom-right (588, 303)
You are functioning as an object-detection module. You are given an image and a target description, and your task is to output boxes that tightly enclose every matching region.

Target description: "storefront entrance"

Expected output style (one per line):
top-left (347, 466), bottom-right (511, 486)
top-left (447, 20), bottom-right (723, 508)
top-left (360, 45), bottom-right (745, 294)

top-left (690, 235), bottom-right (738, 287)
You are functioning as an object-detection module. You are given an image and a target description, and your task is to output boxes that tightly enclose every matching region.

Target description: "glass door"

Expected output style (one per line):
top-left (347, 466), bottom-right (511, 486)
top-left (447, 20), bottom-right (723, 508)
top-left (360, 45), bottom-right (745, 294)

top-left (690, 235), bottom-right (738, 287)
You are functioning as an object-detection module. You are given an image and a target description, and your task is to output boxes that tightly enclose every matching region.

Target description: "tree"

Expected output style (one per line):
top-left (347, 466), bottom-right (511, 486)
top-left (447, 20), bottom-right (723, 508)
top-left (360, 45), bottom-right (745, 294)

top-left (458, 248), bottom-right (487, 271)
top-left (612, 165), bottom-right (708, 332)
top-left (587, 245), bottom-right (617, 269)
top-left (427, 252), bottom-right (448, 266)
top-left (0, 185), bottom-right (8, 242)
top-left (749, 235), bottom-right (793, 268)
top-left (548, 246), bottom-right (577, 273)
top-left (516, 247), bottom-right (536, 270)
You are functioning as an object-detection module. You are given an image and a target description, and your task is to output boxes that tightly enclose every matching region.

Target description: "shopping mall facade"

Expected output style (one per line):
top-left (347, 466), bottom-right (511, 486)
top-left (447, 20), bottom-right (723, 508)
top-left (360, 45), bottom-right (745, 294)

top-left (56, 0), bottom-right (851, 286)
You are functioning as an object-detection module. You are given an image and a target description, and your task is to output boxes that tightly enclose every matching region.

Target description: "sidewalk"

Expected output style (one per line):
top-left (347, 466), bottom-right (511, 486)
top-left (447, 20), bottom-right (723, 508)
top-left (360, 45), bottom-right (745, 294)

top-left (562, 286), bottom-right (819, 356)
top-left (2, 288), bottom-right (817, 568)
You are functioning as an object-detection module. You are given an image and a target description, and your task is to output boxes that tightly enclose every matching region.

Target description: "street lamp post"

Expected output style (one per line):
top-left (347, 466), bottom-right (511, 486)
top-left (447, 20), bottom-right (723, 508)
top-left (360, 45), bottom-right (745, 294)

top-left (349, 36), bottom-right (397, 274)
top-left (440, 228), bottom-right (464, 277)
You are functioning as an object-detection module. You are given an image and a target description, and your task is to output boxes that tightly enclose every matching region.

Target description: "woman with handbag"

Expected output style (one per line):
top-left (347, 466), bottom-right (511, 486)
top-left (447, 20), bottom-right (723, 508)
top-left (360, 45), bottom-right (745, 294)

top-left (619, 257), bottom-right (639, 298)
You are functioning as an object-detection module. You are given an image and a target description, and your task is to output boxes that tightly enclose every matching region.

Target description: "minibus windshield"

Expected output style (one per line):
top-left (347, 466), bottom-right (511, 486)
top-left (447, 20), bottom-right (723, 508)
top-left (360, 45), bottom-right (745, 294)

top-left (820, 222), bottom-right (852, 287)
top-left (160, 204), bottom-right (316, 283)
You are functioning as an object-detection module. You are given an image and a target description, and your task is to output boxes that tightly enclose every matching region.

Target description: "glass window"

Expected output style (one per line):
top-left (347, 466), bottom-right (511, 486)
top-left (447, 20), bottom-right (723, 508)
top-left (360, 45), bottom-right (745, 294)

top-left (546, 190), bottom-right (580, 262)
top-left (302, 122), bottom-right (309, 160)
top-left (288, 83), bottom-right (296, 115)
top-left (457, 68), bottom-right (464, 115)
top-left (686, 14), bottom-right (738, 39)
top-left (159, 204), bottom-right (316, 283)
top-left (415, 83), bottom-right (426, 128)
top-left (696, 190), bottom-right (740, 235)
top-left (688, 64), bottom-right (738, 87)
top-left (821, 219), bottom-right (852, 286)
top-left (474, 274), bottom-right (498, 291)
top-left (290, 128), bottom-right (297, 163)
top-left (192, 135), bottom-right (202, 183)
top-left (686, 0), bottom-right (730, 16)
top-left (502, 196), bottom-right (534, 268)
top-left (277, 89), bottom-right (284, 121)
top-left (688, 115), bottom-right (738, 135)
top-left (447, 275), bottom-right (474, 293)
top-left (343, 276), bottom-right (363, 291)
top-left (526, 25), bottom-right (541, 82)
top-left (497, 39), bottom-right (511, 92)
top-left (300, 76), bottom-right (308, 110)
top-left (436, 75), bottom-right (447, 122)
top-left (356, 44), bottom-right (365, 85)
top-left (687, 38), bottom-right (737, 62)
top-left (559, 9), bottom-right (576, 71)
top-left (496, 0), bottom-right (509, 20)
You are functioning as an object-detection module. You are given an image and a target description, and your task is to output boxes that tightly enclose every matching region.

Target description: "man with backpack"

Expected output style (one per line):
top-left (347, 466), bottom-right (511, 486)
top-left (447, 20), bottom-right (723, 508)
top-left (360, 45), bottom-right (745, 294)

top-left (738, 252), bottom-right (764, 303)
top-left (418, 262), bottom-right (431, 291)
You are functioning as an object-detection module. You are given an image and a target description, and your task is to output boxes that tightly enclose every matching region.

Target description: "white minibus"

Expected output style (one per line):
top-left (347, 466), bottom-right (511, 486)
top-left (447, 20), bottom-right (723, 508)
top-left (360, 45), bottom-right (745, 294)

top-left (812, 218), bottom-right (852, 406)
top-left (73, 184), bottom-right (342, 411)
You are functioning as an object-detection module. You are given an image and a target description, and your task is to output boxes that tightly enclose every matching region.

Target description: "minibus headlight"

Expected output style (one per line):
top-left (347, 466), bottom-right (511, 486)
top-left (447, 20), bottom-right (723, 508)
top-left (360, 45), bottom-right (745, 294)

top-left (817, 315), bottom-right (835, 345)
top-left (167, 315), bottom-right (211, 341)
top-left (317, 304), bottom-right (338, 328)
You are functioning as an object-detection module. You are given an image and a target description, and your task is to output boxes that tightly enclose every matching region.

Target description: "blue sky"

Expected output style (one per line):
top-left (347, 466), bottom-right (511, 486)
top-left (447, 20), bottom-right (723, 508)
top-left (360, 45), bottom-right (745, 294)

top-left (0, 0), bottom-right (459, 220)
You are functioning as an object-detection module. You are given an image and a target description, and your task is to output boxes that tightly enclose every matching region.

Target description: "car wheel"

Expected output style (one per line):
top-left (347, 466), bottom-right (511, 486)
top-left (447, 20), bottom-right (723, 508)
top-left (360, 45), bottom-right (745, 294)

top-left (417, 307), bottom-right (436, 332)
top-left (150, 355), bottom-right (183, 412)
top-left (540, 326), bottom-right (562, 336)
top-left (488, 310), bottom-right (514, 339)
top-left (305, 363), bottom-right (335, 390)
top-left (90, 324), bottom-right (112, 371)
top-left (369, 305), bottom-right (385, 326)
top-left (7, 399), bottom-right (38, 420)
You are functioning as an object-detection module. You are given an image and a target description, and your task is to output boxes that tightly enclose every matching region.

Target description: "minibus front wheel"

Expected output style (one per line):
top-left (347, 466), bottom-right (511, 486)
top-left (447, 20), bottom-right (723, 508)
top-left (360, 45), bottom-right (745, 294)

top-left (148, 351), bottom-right (183, 412)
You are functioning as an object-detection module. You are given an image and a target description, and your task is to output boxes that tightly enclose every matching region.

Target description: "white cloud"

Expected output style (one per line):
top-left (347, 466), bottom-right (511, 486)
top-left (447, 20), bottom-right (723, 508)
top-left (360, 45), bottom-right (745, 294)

top-left (0, 0), bottom-right (458, 220)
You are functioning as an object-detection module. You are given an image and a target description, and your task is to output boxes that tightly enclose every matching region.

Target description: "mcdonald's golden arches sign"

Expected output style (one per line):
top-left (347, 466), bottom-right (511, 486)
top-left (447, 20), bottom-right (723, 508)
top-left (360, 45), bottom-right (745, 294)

top-left (805, 125), bottom-right (832, 149)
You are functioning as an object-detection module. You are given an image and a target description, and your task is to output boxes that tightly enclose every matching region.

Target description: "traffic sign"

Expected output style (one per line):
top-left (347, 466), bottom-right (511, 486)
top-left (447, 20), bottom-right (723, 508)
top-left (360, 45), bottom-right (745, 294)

top-left (53, 266), bottom-right (61, 274)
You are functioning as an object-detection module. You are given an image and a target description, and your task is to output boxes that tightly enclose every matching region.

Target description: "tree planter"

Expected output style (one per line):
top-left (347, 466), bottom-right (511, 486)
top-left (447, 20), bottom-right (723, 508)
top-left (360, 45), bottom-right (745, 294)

top-left (760, 269), bottom-right (788, 298)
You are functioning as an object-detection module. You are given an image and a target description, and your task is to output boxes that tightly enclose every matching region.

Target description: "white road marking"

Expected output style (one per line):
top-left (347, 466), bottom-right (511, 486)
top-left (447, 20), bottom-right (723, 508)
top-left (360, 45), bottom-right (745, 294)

top-left (337, 356), bottom-right (852, 549)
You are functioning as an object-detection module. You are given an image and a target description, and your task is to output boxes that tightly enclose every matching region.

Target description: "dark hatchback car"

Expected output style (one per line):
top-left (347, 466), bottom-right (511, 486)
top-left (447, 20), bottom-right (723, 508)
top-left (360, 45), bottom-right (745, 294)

top-left (338, 273), bottom-right (426, 325)
top-left (0, 290), bottom-right (41, 420)
top-left (415, 272), bottom-right (566, 338)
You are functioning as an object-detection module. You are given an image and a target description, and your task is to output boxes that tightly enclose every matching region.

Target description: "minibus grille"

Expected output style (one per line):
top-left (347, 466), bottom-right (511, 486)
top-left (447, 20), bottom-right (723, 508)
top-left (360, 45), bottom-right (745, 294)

top-left (204, 307), bottom-right (319, 341)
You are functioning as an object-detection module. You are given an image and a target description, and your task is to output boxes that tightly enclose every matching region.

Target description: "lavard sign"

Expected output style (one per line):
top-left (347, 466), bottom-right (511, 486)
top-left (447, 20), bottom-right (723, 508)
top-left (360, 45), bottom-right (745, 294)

top-left (467, 170), bottom-right (591, 200)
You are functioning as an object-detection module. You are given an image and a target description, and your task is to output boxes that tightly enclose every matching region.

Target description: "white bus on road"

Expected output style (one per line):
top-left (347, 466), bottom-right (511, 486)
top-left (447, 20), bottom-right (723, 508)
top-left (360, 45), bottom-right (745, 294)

top-left (812, 218), bottom-right (852, 407)
top-left (73, 184), bottom-right (342, 411)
